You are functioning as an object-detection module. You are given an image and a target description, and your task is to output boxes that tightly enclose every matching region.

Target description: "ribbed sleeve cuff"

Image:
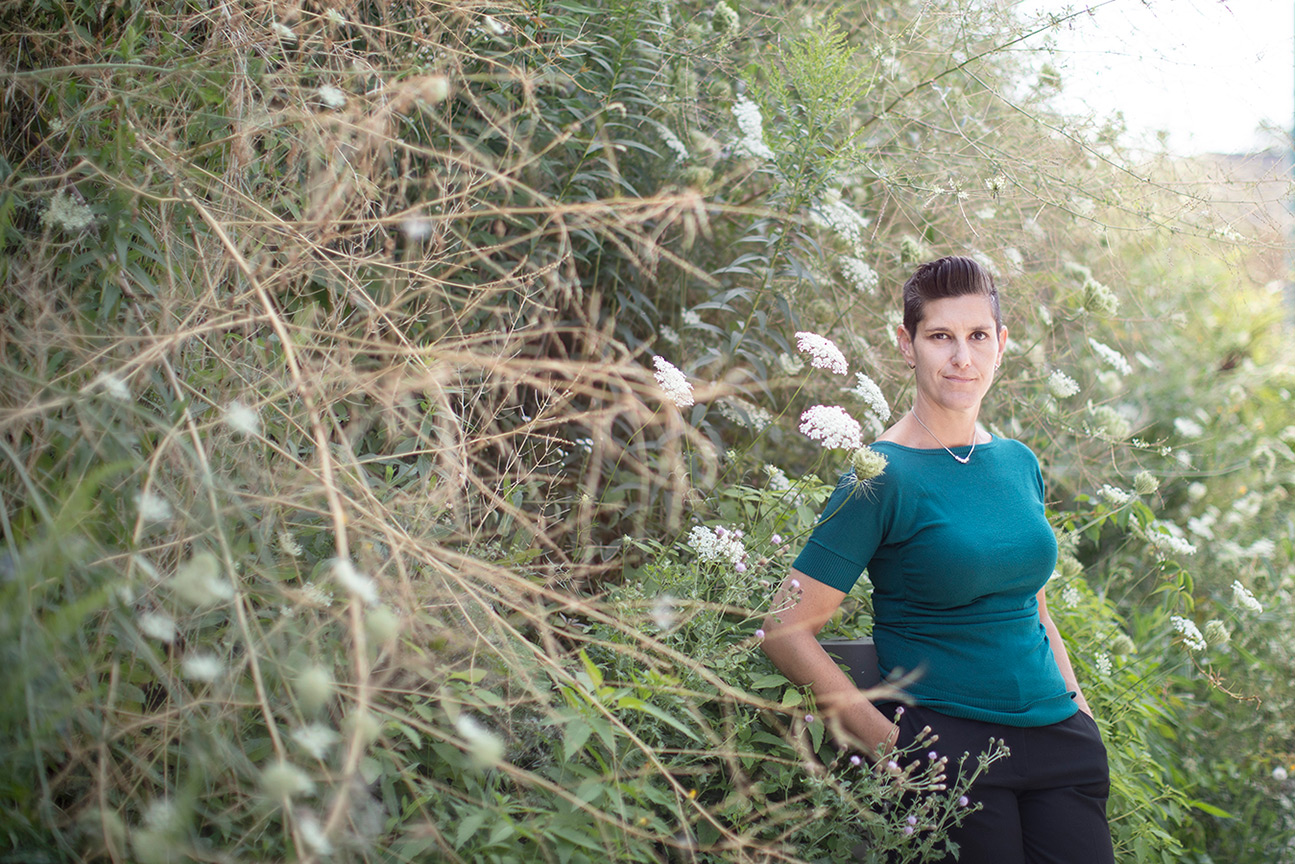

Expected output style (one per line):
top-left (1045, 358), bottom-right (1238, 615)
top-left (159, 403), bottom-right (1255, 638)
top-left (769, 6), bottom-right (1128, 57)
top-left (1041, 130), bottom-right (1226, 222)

top-left (792, 541), bottom-right (864, 594)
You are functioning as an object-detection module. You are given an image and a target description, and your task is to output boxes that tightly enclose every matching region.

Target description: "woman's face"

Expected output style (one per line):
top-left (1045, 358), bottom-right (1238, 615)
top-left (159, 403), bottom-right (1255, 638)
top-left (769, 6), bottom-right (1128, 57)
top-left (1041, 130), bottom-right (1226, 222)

top-left (897, 293), bottom-right (1008, 416)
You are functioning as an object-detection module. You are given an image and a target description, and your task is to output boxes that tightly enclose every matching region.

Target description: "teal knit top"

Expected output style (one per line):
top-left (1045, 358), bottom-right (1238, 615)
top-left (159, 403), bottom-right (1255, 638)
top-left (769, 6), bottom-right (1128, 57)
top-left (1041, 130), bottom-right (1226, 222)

top-left (793, 437), bottom-right (1077, 727)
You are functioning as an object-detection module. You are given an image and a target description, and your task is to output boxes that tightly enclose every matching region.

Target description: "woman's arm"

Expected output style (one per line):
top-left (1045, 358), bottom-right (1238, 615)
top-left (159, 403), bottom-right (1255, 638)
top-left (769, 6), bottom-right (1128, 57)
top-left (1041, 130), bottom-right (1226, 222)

top-left (1037, 586), bottom-right (1093, 717)
top-left (761, 567), bottom-right (900, 759)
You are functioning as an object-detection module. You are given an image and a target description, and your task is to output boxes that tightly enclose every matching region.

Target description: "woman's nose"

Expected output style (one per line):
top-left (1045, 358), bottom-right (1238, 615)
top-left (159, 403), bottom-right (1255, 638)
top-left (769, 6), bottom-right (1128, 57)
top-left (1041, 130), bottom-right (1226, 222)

top-left (951, 340), bottom-right (972, 366)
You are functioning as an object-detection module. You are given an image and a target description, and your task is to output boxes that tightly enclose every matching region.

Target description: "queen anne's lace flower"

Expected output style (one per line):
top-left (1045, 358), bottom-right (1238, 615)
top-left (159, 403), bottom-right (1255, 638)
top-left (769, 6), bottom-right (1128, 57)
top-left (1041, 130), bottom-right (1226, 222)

top-left (1231, 580), bottom-right (1263, 614)
top-left (292, 723), bottom-right (342, 760)
top-left (850, 446), bottom-right (888, 481)
top-left (1171, 615), bottom-right (1207, 652)
top-left (652, 356), bottom-right (695, 407)
top-left (1088, 404), bottom-right (1131, 440)
top-left (1203, 619), bottom-right (1231, 646)
top-left (718, 396), bottom-right (772, 431)
top-left (812, 200), bottom-right (870, 255)
top-left (795, 332), bottom-right (848, 376)
top-left (224, 401), bottom-right (261, 436)
top-left (1088, 338), bottom-right (1132, 375)
top-left (1144, 521), bottom-right (1197, 557)
top-left (687, 525), bottom-right (748, 567)
top-left (1098, 485), bottom-right (1130, 505)
top-left (182, 653), bottom-right (223, 682)
top-left (799, 405), bottom-right (863, 451)
top-left (847, 372), bottom-right (890, 421)
top-left (1082, 277), bottom-right (1119, 316)
top-left (316, 85), bottom-right (347, 109)
top-left (839, 256), bottom-right (879, 293)
top-left (42, 190), bottom-right (95, 233)
top-left (332, 559), bottom-right (378, 604)
top-left (1047, 370), bottom-right (1080, 399)
top-left (1133, 470), bottom-right (1159, 496)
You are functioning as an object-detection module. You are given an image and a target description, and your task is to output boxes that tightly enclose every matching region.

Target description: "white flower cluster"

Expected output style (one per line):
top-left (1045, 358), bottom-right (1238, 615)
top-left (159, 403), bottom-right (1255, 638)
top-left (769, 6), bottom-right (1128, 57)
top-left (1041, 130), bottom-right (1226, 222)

top-left (811, 199), bottom-right (870, 256)
top-left (1082, 277), bottom-right (1119, 316)
top-left (651, 594), bottom-right (677, 630)
top-left (718, 396), bottom-right (772, 431)
top-left (1088, 338), bottom-right (1132, 375)
top-left (1171, 615), bottom-right (1207, 652)
top-left (1094, 652), bottom-right (1112, 676)
top-left (1061, 583), bottom-right (1082, 608)
top-left (799, 405), bottom-right (863, 451)
top-left (681, 309), bottom-right (702, 327)
top-left (139, 611), bottom-right (177, 643)
top-left (1231, 580), bottom-right (1263, 614)
top-left (686, 524), bottom-right (748, 567)
top-left (1133, 470), bottom-right (1159, 496)
top-left (1144, 520), bottom-right (1197, 557)
top-left (136, 490), bottom-right (173, 522)
top-left (316, 85), bottom-right (347, 109)
top-left (42, 190), bottom-right (95, 233)
top-left (764, 463), bottom-right (804, 506)
top-left (332, 558), bottom-right (378, 604)
top-left (1098, 484), bottom-right (1130, 506)
top-left (652, 356), bottom-right (695, 408)
top-left (457, 715), bottom-right (505, 768)
top-left (1047, 369), bottom-right (1080, 399)
top-left (1203, 619), bottom-right (1230, 646)
top-left (839, 256), bottom-right (879, 293)
top-left (847, 372), bottom-right (890, 421)
top-left (92, 372), bottom-right (131, 401)
top-left (658, 126), bottom-right (690, 162)
top-left (850, 445), bottom-right (888, 481)
top-left (1088, 404), bottom-right (1131, 440)
top-left (182, 652), bottom-right (223, 682)
top-left (795, 331), bottom-right (849, 376)
top-left (1173, 417), bottom-right (1204, 438)
top-left (777, 351), bottom-right (804, 374)
top-left (223, 401), bottom-right (261, 436)
top-left (292, 722), bottom-right (341, 760)
top-left (1186, 509), bottom-right (1217, 539)
top-left (732, 96), bottom-right (775, 160)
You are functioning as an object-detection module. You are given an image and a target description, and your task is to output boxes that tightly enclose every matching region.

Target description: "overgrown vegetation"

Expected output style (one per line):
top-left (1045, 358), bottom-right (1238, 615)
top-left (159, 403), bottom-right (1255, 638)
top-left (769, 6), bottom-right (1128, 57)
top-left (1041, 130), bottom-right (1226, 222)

top-left (2, 0), bottom-right (1292, 861)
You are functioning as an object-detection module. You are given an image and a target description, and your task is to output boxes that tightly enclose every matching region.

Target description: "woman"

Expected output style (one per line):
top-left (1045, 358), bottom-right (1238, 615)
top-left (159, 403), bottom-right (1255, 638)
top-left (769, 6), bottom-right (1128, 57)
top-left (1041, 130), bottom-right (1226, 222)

top-left (761, 257), bottom-right (1113, 863)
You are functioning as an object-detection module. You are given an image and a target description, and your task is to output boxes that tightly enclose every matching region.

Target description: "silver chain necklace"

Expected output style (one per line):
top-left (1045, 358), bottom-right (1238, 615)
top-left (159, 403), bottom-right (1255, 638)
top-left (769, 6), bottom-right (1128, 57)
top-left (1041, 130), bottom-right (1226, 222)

top-left (911, 410), bottom-right (976, 464)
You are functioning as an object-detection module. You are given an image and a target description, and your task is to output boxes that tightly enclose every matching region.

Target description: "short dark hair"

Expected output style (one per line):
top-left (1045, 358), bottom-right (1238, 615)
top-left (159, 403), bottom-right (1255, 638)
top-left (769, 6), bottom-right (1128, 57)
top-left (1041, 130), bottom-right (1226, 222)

top-left (901, 256), bottom-right (1002, 337)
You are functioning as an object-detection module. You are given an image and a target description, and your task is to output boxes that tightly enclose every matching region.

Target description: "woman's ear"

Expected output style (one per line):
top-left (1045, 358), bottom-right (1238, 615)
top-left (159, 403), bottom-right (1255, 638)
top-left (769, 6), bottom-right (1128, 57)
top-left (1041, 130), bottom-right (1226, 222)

top-left (897, 324), bottom-right (915, 368)
top-left (996, 325), bottom-right (1009, 365)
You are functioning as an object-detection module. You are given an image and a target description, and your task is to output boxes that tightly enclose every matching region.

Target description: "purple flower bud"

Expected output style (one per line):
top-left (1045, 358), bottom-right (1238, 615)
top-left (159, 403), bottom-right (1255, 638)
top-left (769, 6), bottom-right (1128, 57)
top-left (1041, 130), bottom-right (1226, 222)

top-left (928, 751), bottom-right (938, 761)
top-left (771, 534), bottom-right (783, 545)
top-left (903, 826), bottom-right (914, 836)
top-left (895, 706), bottom-right (905, 717)
top-left (790, 578), bottom-right (801, 589)
top-left (715, 526), bottom-right (727, 537)
top-left (850, 755), bottom-right (862, 767)
top-left (959, 796), bottom-right (969, 807)
top-left (907, 815), bottom-right (917, 826)
top-left (887, 760), bottom-right (899, 771)
top-left (735, 561), bottom-right (747, 573)
top-left (735, 529), bottom-right (744, 538)
top-left (804, 714), bottom-right (814, 724)
top-left (755, 628), bottom-right (765, 639)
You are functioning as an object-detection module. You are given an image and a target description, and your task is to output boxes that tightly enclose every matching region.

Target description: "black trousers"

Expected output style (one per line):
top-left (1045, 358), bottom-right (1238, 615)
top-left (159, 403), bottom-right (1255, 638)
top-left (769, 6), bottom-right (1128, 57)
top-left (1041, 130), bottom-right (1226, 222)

top-left (887, 703), bottom-right (1114, 864)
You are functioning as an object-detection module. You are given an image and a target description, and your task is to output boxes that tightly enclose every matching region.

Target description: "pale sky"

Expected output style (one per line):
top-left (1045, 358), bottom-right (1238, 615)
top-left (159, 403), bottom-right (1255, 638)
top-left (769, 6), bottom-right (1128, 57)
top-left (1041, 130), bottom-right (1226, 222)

top-left (1018, 0), bottom-right (1294, 155)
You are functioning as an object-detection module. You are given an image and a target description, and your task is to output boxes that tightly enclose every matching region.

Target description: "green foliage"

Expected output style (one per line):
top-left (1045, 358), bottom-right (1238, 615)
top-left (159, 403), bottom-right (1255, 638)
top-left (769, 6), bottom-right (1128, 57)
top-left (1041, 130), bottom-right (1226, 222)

top-left (2, 0), bottom-right (1293, 861)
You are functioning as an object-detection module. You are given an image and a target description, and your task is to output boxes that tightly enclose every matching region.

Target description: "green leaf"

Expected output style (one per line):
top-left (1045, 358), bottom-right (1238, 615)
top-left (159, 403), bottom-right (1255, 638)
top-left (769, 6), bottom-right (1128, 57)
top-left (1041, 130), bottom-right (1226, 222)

top-left (1187, 800), bottom-right (1235, 819)
top-left (564, 718), bottom-right (593, 761)
top-left (749, 673), bottom-right (790, 689)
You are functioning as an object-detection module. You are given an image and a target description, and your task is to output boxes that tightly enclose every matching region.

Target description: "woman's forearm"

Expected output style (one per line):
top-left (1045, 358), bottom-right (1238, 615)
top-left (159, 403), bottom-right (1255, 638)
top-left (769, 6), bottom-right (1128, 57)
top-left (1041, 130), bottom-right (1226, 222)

top-left (761, 570), bottom-right (899, 757)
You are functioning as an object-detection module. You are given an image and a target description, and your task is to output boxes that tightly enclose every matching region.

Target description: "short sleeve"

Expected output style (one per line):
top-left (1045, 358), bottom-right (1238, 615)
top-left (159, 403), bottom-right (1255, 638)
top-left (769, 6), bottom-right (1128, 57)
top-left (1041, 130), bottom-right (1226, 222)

top-left (792, 471), bottom-right (890, 593)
